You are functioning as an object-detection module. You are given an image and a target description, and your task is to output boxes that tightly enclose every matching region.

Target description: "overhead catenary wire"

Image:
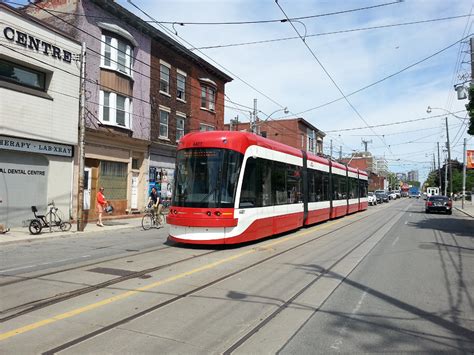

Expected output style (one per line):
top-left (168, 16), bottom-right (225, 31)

top-left (192, 14), bottom-right (473, 50)
top-left (6, 0), bottom-right (401, 26)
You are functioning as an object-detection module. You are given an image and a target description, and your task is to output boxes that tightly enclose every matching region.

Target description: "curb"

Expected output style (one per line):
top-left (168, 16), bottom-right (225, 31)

top-left (454, 206), bottom-right (474, 218)
top-left (0, 221), bottom-right (145, 246)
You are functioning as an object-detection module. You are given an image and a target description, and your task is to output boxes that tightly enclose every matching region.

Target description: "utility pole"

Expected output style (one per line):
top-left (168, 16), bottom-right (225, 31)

top-left (361, 139), bottom-right (372, 152)
top-left (77, 42), bottom-right (86, 232)
top-left (444, 153), bottom-right (448, 197)
top-left (462, 138), bottom-right (467, 209)
top-left (330, 139), bottom-right (333, 159)
top-left (339, 146), bottom-right (342, 161)
top-left (437, 142), bottom-right (442, 190)
top-left (445, 117), bottom-right (452, 197)
top-left (252, 98), bottom-right (258, 134)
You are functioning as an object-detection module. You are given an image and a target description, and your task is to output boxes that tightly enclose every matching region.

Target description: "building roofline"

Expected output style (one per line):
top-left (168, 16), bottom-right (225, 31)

top-left (2, 2), bottom-right (82, 45)
top-left (89, 0), bottom-right (233, 83)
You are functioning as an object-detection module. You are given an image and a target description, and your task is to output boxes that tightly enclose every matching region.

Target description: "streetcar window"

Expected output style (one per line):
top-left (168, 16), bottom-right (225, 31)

top-left (287, 164), bottom-right (302, 204)
top-left (173, 148), bottom-right (243, 208)
top-left (272, 161), bottom-right (287, 205)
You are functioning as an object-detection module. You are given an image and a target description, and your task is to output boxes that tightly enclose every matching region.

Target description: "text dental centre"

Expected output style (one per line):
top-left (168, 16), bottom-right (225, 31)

top-left (3, 26), bottom-right (73, 63)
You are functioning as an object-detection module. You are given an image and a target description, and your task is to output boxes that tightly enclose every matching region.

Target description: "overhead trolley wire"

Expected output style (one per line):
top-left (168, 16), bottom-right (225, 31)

top-left (276, 0), bottom-right (396, 158)
top-left (6, 0), bottom-right (401, 26)
top-left (193, 14), bottom-right (473, 50)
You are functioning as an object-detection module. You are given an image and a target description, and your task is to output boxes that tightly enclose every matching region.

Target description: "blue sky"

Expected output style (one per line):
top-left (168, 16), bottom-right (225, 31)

top-left (125, 0), bottom-right (474, 184)
top-left (63, 1), bottom-right (474, 182)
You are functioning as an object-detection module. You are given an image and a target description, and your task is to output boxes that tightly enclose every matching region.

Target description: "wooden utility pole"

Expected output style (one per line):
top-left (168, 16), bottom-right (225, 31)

top-left (77, 43), bottom-right (86, 232)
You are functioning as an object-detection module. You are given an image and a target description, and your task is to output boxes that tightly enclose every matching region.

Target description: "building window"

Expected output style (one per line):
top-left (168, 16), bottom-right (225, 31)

top-left (177, 72), bottom-right (186, 101)
top-left (100, 35), bottom-right (132, 76)
top-left (176, 113), bottom-right (185, 142)
top-left (159, 110), bottom-right (169, 138)
top-left (200, 85), bottom-right (216, 111)
top-left (100, 90), bottom-right (132, 129)
top-left (160, 61), bottom-right (170, 95)
top-left (0, 58), bottom-right (46, 90)
top-left (200, 123), bottom-right (215, 132)
top-left (132, 158), bottom-right (139, 170)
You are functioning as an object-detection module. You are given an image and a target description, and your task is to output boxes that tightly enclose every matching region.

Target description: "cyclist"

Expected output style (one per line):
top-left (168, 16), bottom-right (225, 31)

top-left (147, 187), bottom-right (163, 224)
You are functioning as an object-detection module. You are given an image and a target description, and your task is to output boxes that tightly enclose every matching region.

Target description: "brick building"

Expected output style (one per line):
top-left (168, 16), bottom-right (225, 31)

top-left (25, 0), bottom-right (232, 219)
top-left (149, 29), bottom-right (232, 200)
top-left (225, 118), bottom-right (325, 155)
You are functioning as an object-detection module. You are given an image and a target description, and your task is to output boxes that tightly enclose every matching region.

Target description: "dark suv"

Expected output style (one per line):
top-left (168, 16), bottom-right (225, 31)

top-left (425, 196), bottom-right (452, 215)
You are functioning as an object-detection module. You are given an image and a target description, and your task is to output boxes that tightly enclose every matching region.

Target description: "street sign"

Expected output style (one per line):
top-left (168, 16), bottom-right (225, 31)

top-left (468, 150), bottom-right (474, 169)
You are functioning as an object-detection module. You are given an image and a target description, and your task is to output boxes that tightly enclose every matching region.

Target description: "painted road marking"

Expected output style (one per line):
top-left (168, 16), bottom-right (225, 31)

top-left (0, 216), bottom-right (354, 341)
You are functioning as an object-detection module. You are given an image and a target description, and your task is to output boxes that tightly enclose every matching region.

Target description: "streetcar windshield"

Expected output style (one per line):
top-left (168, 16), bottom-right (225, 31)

top-left (172, 148), bottom-right (243, 208)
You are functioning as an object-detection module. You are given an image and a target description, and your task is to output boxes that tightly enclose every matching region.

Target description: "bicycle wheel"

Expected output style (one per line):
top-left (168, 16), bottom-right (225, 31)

top-left (142, 214), bottom-right (153, 230)
top-left (60, 221), bottom-right (72, 231)
top-left (158, 213), bottom-right (166, 226)
top-left (29, 219), bottom-right (42, 235)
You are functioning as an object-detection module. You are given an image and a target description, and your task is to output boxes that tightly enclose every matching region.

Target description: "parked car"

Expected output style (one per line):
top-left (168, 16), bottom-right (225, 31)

top-left (425, 196), bottom-right (452, 215)
top-left (368, 192), bottom-right (377, 206)
top-left (393, 190), bottom-right (401, 199)
top-left (388, 191), bottom-right (397, 200)
top-left (375, 190), bottom-right (389, 203)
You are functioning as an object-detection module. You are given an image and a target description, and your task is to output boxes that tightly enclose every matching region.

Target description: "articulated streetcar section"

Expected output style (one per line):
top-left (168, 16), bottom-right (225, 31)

top-left (167, 131), bottom-right (369, 244)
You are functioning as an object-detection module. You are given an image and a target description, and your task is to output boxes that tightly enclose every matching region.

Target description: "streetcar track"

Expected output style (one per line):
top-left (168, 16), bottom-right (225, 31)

top-left (224, 202), bottom-right (409, 354)
top-left (0, 249), bottom-right (219, 322)
top-left (1, 204), bottom-right (394, 325)
top-left (0, 244), bottom-right (174, 287)
top-left (40, 204), bottom-right (401, 354)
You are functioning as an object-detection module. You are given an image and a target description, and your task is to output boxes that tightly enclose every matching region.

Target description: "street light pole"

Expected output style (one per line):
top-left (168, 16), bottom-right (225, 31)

top-left (445, 117), bottom-right (452, 197)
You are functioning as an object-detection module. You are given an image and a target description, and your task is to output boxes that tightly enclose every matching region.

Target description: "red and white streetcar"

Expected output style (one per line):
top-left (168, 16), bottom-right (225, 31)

top-left (167, 131), bottom-right (368, 245)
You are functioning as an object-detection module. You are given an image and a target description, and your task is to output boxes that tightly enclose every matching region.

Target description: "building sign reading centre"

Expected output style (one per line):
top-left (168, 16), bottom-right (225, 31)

top-left (0, 136), bottom-right (73, 157)
top-left (3, 26), bottom-right (73, 63)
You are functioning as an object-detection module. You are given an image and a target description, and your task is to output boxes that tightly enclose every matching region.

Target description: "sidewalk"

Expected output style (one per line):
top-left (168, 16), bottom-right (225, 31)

top-left (453, 199), bottom-right (474, 218)
top-left (0, 216), bottom-right (146, 245)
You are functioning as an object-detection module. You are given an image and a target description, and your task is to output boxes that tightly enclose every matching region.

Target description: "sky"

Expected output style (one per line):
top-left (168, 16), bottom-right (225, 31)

top-left (122, 0), bottom-right (474, 184)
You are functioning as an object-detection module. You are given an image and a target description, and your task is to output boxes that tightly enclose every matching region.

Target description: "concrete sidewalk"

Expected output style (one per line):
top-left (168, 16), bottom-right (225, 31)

top-left (0, 216), bottom-right (147, 245)
top-left (453, 199), bottom-right (474, 218)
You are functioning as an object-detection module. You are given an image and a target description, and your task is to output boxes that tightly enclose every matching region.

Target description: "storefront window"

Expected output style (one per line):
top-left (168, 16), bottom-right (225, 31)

top-left (99, 161), bottom-right (127, 200)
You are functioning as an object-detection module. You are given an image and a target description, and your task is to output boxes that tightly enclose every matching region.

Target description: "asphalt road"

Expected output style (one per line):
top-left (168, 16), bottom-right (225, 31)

top-left (0, 198), bottom-right (472, 354)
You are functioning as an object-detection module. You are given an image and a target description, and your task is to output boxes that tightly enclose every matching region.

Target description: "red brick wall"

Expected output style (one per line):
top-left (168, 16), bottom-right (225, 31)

top-left (150, 40), bottom-right (227, 143)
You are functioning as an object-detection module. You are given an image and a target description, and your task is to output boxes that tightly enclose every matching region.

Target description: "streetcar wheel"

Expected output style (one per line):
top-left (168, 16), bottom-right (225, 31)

top-left (29, 219), bottom-right (42, 235)
top-left (142, 214), bottom-right (153, 230)
top-left (60, 222), bottom-right (72, 231)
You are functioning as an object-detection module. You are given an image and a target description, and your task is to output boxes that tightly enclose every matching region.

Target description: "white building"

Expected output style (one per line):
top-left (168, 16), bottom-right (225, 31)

top-left (0, 3), bottom-right (81, 227)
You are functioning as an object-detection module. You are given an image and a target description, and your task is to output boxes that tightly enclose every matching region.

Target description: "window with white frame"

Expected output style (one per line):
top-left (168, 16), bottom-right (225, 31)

top-left (101, 34), bottom-right (132, 76)
top-left (160, 61), bottom-right (170, 94)
top-left (199, 123), bottom-right (215, 132)
top-left (200, 85), bottom-right (216, 111)
top-left (100, 90), bottom-right (132, 129)
top-left (159, 108), bottom-right (169, 138)
top-left (177, 71), bottom-right (186, 101)
top-left (176, 112), bottom-right (186, 142)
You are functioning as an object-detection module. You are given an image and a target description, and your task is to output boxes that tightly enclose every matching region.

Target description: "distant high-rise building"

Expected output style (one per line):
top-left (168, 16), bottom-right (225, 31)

top-left (373, 157), bottom-right (389, 177)
top-left (396, 173), bottom-right (407, 182)
top-left (407, 170), bottom-right (419, 182)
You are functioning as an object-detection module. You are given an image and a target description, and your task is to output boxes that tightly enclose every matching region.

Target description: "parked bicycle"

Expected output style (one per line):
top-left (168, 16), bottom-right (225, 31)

top-left (29, 201), bottom-right (72, 235)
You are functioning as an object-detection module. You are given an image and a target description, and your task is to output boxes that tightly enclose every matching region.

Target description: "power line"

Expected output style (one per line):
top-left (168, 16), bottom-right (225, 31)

top-left (294, 33), bottom-right (474, 116)
top-left (193, 14), bottom-right (472, 50)
top-left (324, 110), bottom-right (465, 132)
top-left (276, 0), bottom-right (396, 158)
top-left (6, 0), bottom-right (402, 25)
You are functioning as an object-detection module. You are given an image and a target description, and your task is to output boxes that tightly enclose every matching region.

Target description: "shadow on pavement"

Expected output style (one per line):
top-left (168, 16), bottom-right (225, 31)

top-left (409, 218), bottom-right (474, 238)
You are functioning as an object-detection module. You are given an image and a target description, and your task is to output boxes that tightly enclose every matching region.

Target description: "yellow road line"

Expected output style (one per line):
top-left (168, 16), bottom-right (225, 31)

top-left (0, 215), bottom-right (349, 341)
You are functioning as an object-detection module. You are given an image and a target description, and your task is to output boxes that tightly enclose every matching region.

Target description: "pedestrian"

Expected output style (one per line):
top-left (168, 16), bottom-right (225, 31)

top-left (96, 186), bottom-right (107, 227)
